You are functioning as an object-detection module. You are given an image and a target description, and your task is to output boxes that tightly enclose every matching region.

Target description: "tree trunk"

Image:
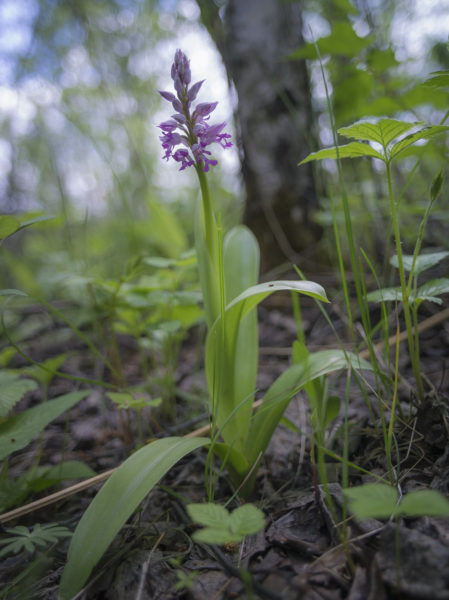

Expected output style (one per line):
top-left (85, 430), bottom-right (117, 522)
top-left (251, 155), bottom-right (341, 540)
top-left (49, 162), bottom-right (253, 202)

top-left (197, 0), bottom-right (319, 271)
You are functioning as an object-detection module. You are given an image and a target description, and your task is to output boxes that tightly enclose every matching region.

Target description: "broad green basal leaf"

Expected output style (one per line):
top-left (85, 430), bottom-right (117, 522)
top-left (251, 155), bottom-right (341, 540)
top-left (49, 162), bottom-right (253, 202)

top-left (246, 350), bottom-right (372, 465)
top-left (390, 251), bottom-right (449, 275)
top-left (59, 436), bottom-right (209, 600)
top-left (299, 142), bottom-right (383, 165)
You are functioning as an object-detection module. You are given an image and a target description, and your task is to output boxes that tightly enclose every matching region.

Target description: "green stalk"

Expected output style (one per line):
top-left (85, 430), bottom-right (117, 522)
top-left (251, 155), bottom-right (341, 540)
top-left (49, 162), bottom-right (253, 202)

top-left (196, 166), bottom-right (218, 265)
top-left (385, 160), bottom-right (424, 402)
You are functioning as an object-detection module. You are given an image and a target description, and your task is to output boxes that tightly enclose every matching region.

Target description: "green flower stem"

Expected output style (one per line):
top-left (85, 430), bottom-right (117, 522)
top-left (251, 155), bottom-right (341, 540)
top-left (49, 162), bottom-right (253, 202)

top-left (385, 160), bottom-right (424, 402)
top-left (195, 165), bottom-right (218, 266)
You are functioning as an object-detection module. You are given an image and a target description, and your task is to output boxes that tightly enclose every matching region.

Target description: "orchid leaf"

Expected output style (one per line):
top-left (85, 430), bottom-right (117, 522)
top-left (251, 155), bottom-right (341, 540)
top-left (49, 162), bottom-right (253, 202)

top-left (206, 280), bottom-right (327, 451)
top-left (59, 436), bottom-right (209, 600)
top-left (246, 350), bottom-right (372, 467)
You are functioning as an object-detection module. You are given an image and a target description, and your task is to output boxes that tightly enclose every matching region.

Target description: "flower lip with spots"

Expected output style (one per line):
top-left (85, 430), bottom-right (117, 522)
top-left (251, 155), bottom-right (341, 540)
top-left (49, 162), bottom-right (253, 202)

top-left (158, 49), bottom-right (232, 172)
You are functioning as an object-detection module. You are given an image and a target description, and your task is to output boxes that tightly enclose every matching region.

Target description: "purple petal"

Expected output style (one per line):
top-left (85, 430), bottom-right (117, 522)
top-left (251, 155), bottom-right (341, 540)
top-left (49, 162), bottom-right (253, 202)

top-left (171, 113), bottom-right (187, 124)
top-left (194, 102), bottom-right (218, 118)
top-left (187, 80), bottom-right (204, 103)
top-left (172, 49), bottom-right (191, 86)
top-left (158, 119), bottom-right (178, 132)
top-left (172, 98), bottom-right (183, 113)
top-left (159, 90), bottom-right (177, 103)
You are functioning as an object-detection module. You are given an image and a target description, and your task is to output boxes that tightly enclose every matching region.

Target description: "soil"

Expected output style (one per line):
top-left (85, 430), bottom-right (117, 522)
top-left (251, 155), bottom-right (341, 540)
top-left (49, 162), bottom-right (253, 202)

top-left (1, 284), bottom-right (449, 600)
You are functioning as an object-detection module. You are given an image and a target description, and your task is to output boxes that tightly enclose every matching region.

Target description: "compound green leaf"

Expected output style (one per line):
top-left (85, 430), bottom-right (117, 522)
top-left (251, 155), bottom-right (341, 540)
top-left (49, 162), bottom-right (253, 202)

top-left (390, 125), bottom-right (449, 159)
top-left (186, 503), bottom-right (230, 529)
top-left (228, 504), bottom-right (265, 536)
top-left (398, 490), bottom-right (449, 517)
top-left (338, 119), bottom-right (418, 146)
top-left (344, 483), bottom-right (399, 519)
top-left (416, 278), bottom-right (449, 303)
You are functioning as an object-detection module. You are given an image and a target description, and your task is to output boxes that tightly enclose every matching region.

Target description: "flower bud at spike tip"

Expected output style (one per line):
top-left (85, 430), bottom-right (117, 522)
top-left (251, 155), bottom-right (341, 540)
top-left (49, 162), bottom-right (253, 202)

top-left (157, 49), bottom-right (232, 172)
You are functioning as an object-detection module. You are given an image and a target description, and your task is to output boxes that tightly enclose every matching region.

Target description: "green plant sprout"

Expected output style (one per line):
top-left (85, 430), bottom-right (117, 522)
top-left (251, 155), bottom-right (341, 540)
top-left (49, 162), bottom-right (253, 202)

top-left (344, 483), bottom-right (449, 520)
top-left (58, 49), bottom-right (370, 600)
top-left (0, 523), bottom-right (72, 559)
top-left (186, 502), bottom-right (265, 544)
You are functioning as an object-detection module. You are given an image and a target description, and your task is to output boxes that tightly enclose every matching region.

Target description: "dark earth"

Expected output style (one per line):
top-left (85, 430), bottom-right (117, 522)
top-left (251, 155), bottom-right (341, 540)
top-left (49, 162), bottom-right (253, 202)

top-left (1, 275), bottom-right (449, 600)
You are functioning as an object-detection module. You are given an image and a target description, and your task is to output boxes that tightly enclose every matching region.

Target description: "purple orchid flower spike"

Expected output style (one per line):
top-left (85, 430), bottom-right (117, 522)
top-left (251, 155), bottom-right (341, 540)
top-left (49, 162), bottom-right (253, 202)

top-left (158, 49), bottom-right (232, 172)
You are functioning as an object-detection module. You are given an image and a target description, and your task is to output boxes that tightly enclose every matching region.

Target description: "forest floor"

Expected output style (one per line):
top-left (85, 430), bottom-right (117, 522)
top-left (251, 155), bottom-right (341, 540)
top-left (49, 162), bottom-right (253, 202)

top-left (1, 280), bottom-right (449, 600)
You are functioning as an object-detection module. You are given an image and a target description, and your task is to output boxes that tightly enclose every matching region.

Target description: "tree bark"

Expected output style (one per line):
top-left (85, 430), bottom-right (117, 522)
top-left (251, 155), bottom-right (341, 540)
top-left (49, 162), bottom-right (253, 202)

top-left (196, 0), bottom-right (319, 271)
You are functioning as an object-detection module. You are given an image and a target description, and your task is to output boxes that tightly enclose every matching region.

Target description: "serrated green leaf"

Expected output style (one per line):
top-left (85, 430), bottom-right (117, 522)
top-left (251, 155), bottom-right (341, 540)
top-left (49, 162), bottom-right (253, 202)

top-left (192, 528), bottom-right (242, 544)
top-left (344, 484), bottom-right (399, 519)
top-left (186, 503), bottom-right (230, 529)
top-left (398, 490), bottom-right (449, 517)
top-left (390, 252), bottom-right (449, 275)
top-left (299, 142), bottom-right (384, 165)
top-left (228, 504), bottom-right (265, 536)
top-left (390, 126), bottom-right (449, 159)
top-left (416, 278), bottom-right (449, 301)
top-left (0, 390), bottom-right (89, 460)
top-left (338, 119), bottom-right (418, 146)
top-left (366, 287), bottom-right (402, 303)
top-left (59, 436), bottom-right (209, 600)
top-left (0, 373), bottom-right (37, 418)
